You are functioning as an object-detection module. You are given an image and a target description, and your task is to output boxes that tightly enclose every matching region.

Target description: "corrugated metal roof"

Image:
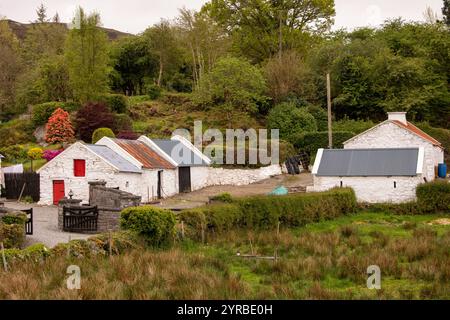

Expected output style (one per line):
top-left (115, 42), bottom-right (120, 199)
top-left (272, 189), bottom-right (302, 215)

top-left (393, 121), bottom-right (442, 148)
top-left (86, 144), bottom-right (142, 173)
top-left (316, 148), bottom-right (420, 176)
top-left (152, 139), bottom-right (208, 167)
top-left (111, 139), bottom-right (175, 169)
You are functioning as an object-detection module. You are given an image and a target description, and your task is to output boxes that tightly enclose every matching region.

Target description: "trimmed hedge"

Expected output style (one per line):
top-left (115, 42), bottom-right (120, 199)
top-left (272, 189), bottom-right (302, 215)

top-left (292, 131), bottom-right (355, 155)
top-left (416, 180), bottom-right (450, 213)
top-left (92, 127), bottom-right (115, 144)
top-left (120, 206), bottom-right (176, 246)
top-left (180, 188), bottom-right (357, 238)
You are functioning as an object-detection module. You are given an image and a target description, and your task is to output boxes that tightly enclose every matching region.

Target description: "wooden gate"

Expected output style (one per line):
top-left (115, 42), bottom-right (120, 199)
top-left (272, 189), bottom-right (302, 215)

top-left (21, 208), bottom-right (33, 235)
top-left (63, 206), bottom-right (98, 232)
top-left (4, 173), bottom-right (40, 202)
top-left (178, 167), bottom-right (191, 193)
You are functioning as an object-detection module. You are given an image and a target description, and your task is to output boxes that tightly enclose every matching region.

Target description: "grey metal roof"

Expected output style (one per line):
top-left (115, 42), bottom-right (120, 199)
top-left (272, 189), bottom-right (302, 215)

top-left (86, 144), bottom-right (142, 173)
top-left (316, 148), bottom-right (420, 177)
top-left (152, 139), bottom-right (208, 167)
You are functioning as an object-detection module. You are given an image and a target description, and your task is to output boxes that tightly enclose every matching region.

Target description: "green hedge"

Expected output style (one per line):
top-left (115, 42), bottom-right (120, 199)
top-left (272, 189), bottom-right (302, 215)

top-left (92, 127), bottom-right (115, 144)
top-left (180, 188), bottom-right (357, 238)
top-left (416, 180), bottom-right (450, 213)
top-left (1, 243), bottom-right (49, 263)
top-left (0, 213), bottom-right (27, 248)
top-left (120, 206), bottom-right (176, 246)
top-left (292, 131), bottom-right (355, 155)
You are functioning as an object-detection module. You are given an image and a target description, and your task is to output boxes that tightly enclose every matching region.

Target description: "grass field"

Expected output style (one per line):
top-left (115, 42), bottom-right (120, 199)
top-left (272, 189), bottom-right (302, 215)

top-left (0, 211), bottom-right (448, 299)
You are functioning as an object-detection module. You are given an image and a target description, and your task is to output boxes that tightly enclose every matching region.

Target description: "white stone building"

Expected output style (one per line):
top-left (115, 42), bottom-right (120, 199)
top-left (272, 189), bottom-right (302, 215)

top-left (343, 112), bottom-right (444, 182)
top-left (310, 112), bottom-right (445, 203)
top-left (0, 153), bottom-right (4, 194)
top-left (38, 142), bottom-right (143, 205)
top-left (95, 137), bottom-right (178, 201)
top-left (312, 148), bottom-right (426, 203)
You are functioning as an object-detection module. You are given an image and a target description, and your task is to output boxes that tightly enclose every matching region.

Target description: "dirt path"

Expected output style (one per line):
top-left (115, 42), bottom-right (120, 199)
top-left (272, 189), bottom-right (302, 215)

top-left (156, 173), bottom-right (313, 210)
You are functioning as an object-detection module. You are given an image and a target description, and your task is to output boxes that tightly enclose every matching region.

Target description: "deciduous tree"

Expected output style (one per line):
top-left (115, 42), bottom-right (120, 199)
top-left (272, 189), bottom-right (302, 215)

top-left (45, 108), bottom-right (75, 144)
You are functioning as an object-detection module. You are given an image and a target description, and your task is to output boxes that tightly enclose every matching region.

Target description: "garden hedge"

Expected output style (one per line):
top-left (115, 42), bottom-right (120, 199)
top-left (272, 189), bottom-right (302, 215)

top-left (120, 206), bottom-right (176, 246)
top-left (416, 180), bottom-right (450, 213)
top-left (292, 131), bottom-right (354, 155)
top-left (32, 101), bottom-right (80, 126)
top-left (180, 188), bottom-right (357, 238)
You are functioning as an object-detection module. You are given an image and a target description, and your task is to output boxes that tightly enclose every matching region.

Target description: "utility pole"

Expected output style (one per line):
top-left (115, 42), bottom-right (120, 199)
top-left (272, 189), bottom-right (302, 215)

top-left (278, 9), bottom-right (282, 61)
top-left (327, 73), bottom-right (333, 148)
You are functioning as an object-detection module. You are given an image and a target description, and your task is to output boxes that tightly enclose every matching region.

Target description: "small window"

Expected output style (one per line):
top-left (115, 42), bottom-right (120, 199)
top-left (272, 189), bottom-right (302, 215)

top-left (394, 181), bottom-right (397, 189)
top-left (340, 181), bottom-right (343, 188)
top-left (74, 159), bottom-right (86, 177)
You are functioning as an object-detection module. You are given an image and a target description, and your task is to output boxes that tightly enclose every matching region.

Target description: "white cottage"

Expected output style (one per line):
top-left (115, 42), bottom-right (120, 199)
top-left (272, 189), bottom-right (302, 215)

top-left (312, 148), bottom-right (425, 203)
top-left (343, 112), bottom-right (444, 182)
top-left (38, 142), bottom-right (143, 205)
top-left (95, 137), bottom-right (178, 201)
top-left (0, 153), bottom-right (4, 194)
top-left (311, 112), bottom-right (445, 203)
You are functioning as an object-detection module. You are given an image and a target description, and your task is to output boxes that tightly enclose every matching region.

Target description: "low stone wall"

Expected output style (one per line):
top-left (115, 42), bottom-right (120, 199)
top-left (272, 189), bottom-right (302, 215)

top-left (206, 164), bottom-right (282, 186)
top-left (57, 181), bottom-right (141, 233)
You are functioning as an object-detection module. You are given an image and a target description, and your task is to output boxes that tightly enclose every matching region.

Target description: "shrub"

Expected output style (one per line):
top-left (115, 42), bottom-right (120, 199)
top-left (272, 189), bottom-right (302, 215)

top-left (180, 188), bottom-right (357, 238)
top-left (117, 131), bottom-right (139, 140)
top-left (0, 120), bottom-right (35, 148)
top-left (75, 102), bottom-right (116, 142)
top-left (115, 113), bottom-right (133, 132)
top-left (1, 243), bottom-right (49, 263)
top-left (0, 145), bottom-right (28, 163)
top-left (292, 131), bottom-right (355, 155)
top-left (1, 213), bottom-right (27, 225)
top-left (92, 127), bottom-right (115, 144)
top-left (98, 94), bottom-right (128, 113)
top-left (333, 118), bottom-right (375, 135)
top-left (32, 102), bottom-right (80, 126)
top-left (27, 147), bottom-right (43, 160)
top-left (42, 149), bottom-right (63, 161)
top-left (267, 102), bottom-right (317, 141)
top-left (120, 206), bottom-right (176, 246)
top-left (209, 193), bottom-right (233, 203)
top-left (307, 105), bottom-right (329, 131)
top-left (146, 84), bottom-right (162, 100)
top-left (45, 108), bottom-right (75, 144)
top-left (416, 181), bottom-right (450, 213)
top-left (0, 214), bottom-right (26, 248)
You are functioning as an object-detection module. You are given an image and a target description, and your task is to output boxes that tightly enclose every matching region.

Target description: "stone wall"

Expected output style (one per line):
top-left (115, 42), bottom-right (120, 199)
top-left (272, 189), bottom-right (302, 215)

top-left (57, 181), bottom-right (141, 233)
top-left (205, 164), bottom-right (282, 187)
top-left (311, 175), bottom-right (424, 203)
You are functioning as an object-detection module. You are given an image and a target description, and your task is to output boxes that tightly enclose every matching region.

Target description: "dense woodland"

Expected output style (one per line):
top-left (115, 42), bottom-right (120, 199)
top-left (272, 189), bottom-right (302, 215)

top-left (0, 0), bottom-right (449, 169)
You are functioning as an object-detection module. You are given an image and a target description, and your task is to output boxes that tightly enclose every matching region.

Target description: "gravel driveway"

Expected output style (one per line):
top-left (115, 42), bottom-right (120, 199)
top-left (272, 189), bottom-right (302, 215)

top-left (3, 201), bottom-right (91, 248)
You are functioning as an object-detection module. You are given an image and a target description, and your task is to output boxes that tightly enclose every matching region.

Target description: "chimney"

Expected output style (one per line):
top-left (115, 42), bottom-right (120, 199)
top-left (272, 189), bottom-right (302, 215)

top-left (387, 112), bottom-right (407, 125)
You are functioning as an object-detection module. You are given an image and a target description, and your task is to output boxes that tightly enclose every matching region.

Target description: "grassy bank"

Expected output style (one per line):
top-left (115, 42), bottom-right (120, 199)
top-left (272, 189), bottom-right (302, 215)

top-left (0, 211), bottom-right (448, 299)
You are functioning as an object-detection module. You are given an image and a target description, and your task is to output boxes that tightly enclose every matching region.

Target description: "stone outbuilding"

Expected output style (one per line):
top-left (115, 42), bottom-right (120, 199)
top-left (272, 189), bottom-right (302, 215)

top-left (310, 112), bottom-right (445, 203)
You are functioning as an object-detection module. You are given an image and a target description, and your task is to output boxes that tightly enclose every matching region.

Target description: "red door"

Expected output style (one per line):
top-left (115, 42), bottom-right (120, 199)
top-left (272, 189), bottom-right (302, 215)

top-left (52, 180), bottom-right (65, 205)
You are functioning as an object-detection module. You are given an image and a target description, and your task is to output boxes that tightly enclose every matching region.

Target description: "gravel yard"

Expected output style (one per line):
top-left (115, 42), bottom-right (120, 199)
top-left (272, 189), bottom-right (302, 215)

top-left (2, 201), bottom-right (91, 248)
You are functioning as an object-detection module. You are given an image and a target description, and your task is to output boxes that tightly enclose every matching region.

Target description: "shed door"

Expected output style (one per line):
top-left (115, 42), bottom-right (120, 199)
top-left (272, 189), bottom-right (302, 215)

top-left (178, 167), bottom-right (191, 193)
top-left (52, 180), bottom-right (65, 205)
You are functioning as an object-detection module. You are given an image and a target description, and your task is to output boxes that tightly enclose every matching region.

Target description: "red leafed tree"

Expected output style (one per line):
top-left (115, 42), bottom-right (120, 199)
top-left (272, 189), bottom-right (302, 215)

top-left (45, 108), bottom-right (75, 144)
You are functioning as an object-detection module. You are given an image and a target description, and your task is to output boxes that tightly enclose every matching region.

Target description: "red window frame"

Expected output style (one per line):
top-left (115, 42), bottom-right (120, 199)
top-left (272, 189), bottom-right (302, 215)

top-left (74, 159), bottom-right (86, 177)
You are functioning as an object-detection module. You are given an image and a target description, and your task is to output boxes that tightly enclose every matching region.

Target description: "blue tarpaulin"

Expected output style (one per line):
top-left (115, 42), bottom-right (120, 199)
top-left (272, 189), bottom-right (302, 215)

top-left (268, 186), bottom-right (288, 196)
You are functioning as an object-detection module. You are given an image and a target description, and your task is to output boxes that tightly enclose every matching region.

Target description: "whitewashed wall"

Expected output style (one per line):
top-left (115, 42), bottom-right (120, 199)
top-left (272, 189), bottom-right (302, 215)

top-left (311, 175), bottom-right (423, 203)
top-left (190, 166), bottom-right (210, 191)
top-left (38, 143), bottom-right (144, 205)
top-left (204, 164), bottom-right (282, 187)
top-left (344, 122), bottom-right (440, 181)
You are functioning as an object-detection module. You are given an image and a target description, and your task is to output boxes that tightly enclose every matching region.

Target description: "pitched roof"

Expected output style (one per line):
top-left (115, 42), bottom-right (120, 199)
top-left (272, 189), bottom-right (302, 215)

top-left (85, 144), bottom-right (142, 173)
top-left (344, 120), bottom-right (443, 148)
top-left (111, 139), bottom-right (175, 170)
top-left (392, 121), bottom-right (442, 147)
top-left (152, 139), bottom-right (208, 167)
top-left (315, 148), bottom-right (421, 177)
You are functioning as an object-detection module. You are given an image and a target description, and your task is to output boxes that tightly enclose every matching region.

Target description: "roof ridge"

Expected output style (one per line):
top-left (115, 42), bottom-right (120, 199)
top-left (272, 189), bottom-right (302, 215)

top-left (392, 120), bottom-right (442, 147)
